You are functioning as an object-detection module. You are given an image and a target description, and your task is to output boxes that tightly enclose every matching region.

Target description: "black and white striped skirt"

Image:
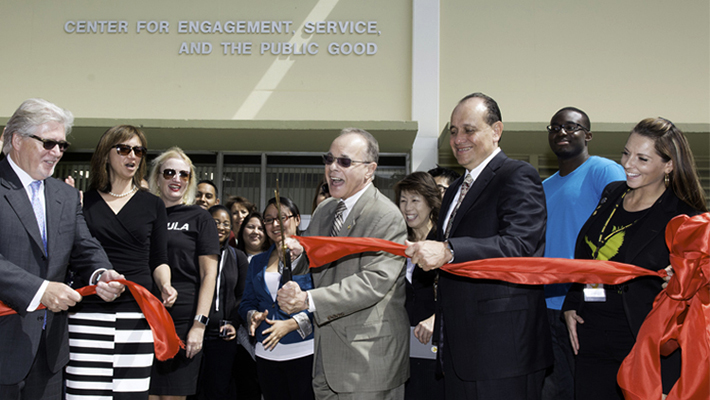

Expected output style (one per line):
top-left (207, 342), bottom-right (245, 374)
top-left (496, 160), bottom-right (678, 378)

top-left (66, 300), bottom-right (154, 400)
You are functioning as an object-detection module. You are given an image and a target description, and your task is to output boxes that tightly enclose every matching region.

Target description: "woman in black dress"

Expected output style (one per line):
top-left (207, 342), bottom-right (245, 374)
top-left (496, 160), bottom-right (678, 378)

top-left (148, 147), bottom-right (219, 400)
top-left (563, 117), bottom-right (707, 399)
top-left (66, 125), bottom-right (176, 399)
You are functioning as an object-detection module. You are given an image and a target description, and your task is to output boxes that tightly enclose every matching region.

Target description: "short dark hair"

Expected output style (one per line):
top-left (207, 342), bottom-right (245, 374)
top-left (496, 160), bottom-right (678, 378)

top-left (458, 92), bottom-right (502, 126)
top-left (208, 205), bottom-right (232, 244)
top-left (552, 107), bottom-right (591, 131)
top-left (198, 179), bottom-right (218, 197)
top-left (427, 165), bottom-right (461, 185)
top-left (394, 172), bottom-right (442, 241)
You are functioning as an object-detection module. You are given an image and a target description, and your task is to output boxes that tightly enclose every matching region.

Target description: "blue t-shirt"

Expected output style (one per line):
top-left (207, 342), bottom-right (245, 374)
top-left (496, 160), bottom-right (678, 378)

top-left (543, 156), bottom-right (626, 309)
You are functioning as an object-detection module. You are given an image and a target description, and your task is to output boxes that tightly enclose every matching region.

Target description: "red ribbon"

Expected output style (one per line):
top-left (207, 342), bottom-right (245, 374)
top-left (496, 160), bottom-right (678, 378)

top-left (294, 212), bottom-right (710, 399)
top-left (617, 213), bottom-right (710, 400)
top-left (0, 279), bottom-right (183, 361)
top-left (295, 236), bottom-right (665, 285)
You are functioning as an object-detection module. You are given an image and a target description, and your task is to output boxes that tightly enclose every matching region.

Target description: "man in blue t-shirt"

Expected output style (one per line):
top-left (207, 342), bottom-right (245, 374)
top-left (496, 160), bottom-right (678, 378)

top-left (541, 107), bottom-right (626, 400)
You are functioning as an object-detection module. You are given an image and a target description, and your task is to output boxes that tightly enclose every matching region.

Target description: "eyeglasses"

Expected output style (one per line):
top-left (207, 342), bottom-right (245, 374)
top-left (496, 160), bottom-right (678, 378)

top-left (213, 220), bottom-right (231, 229)
top-left (263, 214), bottom-right (295, 225)
top-left (546, 123), bottom-right (589, 134)
top-left (29, 135), bottom-right (70, 152)
top-left (115, 144), bottom-right (147, 158)
top-left (322, 153), bottom-right (373, 168)
top-left (162, 169), bottom-right (191, 182)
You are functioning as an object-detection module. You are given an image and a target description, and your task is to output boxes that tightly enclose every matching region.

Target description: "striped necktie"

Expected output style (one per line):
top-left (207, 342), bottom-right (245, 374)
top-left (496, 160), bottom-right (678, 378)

top-left (330, 201), bottom-right (347, 237)
top-left (444, 174), bottom-right (473, 239)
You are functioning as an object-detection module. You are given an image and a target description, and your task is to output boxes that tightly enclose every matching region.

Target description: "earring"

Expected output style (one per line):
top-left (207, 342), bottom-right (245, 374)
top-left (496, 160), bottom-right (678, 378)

top-left (664, 173), bottom-right (670, 187)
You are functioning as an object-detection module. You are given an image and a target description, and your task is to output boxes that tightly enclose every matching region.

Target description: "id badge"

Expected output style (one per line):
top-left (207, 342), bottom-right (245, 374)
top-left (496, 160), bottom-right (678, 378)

top-left (583, 284), bottom-right (606, 302)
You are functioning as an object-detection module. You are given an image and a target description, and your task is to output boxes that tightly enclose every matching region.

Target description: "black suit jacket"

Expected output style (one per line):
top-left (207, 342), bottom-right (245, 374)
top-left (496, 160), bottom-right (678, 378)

top-left (437, 151), bottom-right (552, 381)
top-left (0, 157), bottom-right (111, 384)
top-left (562, 181), bottom-right (700, 335)
top-left (405, 264), bottom-right (437, 327)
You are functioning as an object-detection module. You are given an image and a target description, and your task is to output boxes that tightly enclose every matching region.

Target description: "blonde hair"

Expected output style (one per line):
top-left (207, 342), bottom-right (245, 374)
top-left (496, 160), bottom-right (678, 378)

top-left (149, 147), bottom-right (197, 205)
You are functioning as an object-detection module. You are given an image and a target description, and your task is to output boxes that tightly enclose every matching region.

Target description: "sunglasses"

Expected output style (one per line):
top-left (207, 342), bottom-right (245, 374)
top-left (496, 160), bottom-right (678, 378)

top-left (115, 144), bottom-right (147, 158)
top-left (322, 153), bottom-right (373, 168)
top-left (29, 135), bottom-right (70, 152)
top-left (162, 168), bottom-right (191, 182)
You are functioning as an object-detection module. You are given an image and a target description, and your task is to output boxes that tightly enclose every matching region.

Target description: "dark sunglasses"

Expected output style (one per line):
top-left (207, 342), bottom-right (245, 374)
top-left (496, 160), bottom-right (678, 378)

top-left (162, 168), bottom-right (191, 182)
top-left (114, 144), bottom-right (147, 157)
top-left (29, 135), bottom-right (70, 152)
top-left (322, 153), bottom-right (372, 168)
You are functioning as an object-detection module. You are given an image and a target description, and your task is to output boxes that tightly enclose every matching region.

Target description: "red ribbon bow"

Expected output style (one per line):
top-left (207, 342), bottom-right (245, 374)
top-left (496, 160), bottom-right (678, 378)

top-left (0, 279), bottom-right (183, 361)
top-left (617, 213), bottom-right (710, 400)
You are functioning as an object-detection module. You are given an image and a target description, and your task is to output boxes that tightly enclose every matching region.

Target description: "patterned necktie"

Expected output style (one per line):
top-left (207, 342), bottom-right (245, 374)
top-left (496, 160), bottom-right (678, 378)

top-left (330, 201), bottom-right (347, 237)
top-left (445, 174), bottom-right (473, 239)
top-left (29, 180), bottom-right (47, 253)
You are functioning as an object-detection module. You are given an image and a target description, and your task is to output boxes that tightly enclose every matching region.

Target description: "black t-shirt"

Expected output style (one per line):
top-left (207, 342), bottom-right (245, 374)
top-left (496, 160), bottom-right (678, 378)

top-left (166, 204), bottom-right (220, 321)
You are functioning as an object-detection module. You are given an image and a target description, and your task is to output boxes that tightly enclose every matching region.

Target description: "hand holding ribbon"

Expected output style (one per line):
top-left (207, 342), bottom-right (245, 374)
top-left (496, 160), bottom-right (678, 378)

top-left (0, 279), bottom-right (184, 361)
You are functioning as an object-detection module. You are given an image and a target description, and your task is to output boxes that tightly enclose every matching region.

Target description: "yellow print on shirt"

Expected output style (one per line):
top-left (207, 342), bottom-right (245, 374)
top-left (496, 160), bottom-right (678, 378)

top-left (585, 228), bottom-right (627, 261)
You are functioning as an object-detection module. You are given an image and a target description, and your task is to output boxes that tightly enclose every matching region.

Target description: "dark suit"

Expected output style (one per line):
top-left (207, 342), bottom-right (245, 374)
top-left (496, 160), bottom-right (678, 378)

top-left (0, 157), bottom-right (111, 387)
top-left (437, 151), bottom-right (552, 395)
top-left (562, 181), bottom-right (698, 397)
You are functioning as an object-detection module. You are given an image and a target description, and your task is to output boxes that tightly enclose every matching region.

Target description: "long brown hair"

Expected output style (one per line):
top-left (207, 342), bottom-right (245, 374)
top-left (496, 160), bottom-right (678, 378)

top-left (631, 117), bottom-right (707, 211)
top-left (89, 125), bottom-right (147, 192)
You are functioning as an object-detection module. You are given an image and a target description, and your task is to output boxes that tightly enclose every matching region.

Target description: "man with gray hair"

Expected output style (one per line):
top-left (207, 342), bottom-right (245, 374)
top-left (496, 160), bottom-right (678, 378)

top-left (0, 98), bottom-right (125, 400)
top-left (278, 128), bottom-right (409, 399)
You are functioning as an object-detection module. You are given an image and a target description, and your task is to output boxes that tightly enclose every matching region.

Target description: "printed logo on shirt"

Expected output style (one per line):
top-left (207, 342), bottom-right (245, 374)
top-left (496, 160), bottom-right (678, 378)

top-left (168, 222), bottom-right (190, 231)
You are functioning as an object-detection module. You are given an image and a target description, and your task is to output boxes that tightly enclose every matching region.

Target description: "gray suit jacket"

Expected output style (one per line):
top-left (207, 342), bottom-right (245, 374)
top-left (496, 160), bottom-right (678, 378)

top-left (303, 184), bottom-right (409, 393)
top-left (0, 157), bottom-right (111, 384)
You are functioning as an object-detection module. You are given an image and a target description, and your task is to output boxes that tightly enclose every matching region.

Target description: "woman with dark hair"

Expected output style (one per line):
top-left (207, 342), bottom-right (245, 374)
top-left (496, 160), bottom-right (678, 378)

top-left (563, 117), bottom-right (707, 399)
top-left (197, 205), bottom-right (250, 400)
top-left (311, 177), bottom-right (330, 213)
top-left (236, 211), bottom-right (270, 261)
top-left (66, 125), bottom-right (176, 399)
top-left (394, 171), bottom-right (443, 400)
top-left (148, 147), bottom-right (219, 400)
top-left (226, 195), bottom-right (258, 243)
top-left (238, 196), bottom-right (315, 400)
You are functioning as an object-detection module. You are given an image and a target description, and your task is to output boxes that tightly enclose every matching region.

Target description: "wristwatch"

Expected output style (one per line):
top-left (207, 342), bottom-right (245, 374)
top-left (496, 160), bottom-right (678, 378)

top-left (194, 314), bottom-right (209, 326)
top-left (445, 241), bottom-right (455, 264)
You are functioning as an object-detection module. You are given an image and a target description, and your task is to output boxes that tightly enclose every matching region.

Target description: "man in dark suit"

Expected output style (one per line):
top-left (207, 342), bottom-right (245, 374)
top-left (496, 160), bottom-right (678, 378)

top-left (406, 93), bottom-right (552, 399)
top-left (278, 128), bottom-right (409, 399)
top-left (0, 98), bottom-right (125, 400)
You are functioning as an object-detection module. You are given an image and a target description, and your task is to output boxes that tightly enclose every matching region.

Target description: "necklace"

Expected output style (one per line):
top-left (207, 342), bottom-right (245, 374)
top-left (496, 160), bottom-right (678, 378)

top-left (592, 189), bottom-right (636, 259)
top-left (109, 185), bottom-right (137, 198)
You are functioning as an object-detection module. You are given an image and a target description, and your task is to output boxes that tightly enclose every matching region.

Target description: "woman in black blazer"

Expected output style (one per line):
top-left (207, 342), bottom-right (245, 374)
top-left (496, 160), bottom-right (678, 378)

top-left (395, 171), bottom-right (443, 400)
top-left (563, 117), bottom-right (707, 400)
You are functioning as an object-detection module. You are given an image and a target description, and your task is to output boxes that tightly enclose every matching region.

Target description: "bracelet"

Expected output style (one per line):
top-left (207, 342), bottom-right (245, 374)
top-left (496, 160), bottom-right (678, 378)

top-left (92, 269), bottom-right (106, 285)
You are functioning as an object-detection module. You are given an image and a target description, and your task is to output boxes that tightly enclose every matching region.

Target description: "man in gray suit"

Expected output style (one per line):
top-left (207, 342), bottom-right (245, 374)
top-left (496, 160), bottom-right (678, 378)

top-left (0, 98), bottom-right (125, 400)
top-left (278, 128), bottom-right (409, 399)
